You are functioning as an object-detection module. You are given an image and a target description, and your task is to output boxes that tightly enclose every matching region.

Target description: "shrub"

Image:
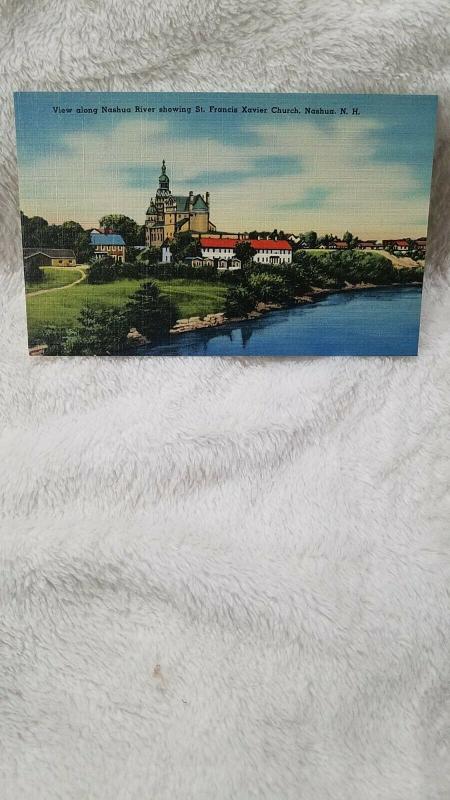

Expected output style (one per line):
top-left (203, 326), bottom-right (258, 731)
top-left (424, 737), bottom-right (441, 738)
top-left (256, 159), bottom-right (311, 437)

top-left (224, 286), bottom-right (255, 317)
top-left (125, 281), bottom-right (179, 340)
top-left (247, 272), bottom-right (290, 303)
top-left (65, 305), bottom-right (129, 355)
top-left (87, 257), bottom-right (118, 284)
top-left (24, 261), bottom-right (44, 284)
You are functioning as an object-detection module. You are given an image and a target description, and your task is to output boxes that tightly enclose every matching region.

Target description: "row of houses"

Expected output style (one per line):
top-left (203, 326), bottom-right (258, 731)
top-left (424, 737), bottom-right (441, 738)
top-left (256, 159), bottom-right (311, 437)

top-left (288, 236), bottom-right (427, 253)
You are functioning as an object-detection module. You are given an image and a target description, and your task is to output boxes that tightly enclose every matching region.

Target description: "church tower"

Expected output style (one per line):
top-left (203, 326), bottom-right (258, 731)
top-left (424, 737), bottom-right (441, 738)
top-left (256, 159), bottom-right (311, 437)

top-left (145, 159), bottom-right (215, 248)
top-left (156, 160), bottom-right (170, 196)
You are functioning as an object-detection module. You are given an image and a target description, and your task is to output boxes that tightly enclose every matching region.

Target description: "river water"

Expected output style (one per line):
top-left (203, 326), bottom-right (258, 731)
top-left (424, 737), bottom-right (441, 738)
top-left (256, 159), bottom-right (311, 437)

top-left (140, 286), bottom-right (422, 357)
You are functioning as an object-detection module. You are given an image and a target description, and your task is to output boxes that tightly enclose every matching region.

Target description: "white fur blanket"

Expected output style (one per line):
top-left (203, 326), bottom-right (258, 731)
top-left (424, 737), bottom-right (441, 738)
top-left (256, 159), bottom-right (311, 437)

top-left (1, 1), bottom-right (450, 798)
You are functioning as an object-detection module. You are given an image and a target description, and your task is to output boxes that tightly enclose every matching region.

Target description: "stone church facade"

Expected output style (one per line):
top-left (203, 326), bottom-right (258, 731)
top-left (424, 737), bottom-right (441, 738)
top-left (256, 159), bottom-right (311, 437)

top-left (145, 160), bottom-right (216, 248)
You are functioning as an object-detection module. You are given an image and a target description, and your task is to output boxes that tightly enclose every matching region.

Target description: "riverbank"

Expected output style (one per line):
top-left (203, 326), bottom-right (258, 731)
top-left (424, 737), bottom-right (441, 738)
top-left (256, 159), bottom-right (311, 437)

top-left (142, 285), bottom-right (423, 357)
top-left (167, 282), bottom-right (421, 338)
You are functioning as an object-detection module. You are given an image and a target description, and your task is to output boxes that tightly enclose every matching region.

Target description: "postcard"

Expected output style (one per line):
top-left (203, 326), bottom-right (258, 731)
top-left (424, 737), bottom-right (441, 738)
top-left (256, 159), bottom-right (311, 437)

top-left (14, 92), bottom-right (437, 356)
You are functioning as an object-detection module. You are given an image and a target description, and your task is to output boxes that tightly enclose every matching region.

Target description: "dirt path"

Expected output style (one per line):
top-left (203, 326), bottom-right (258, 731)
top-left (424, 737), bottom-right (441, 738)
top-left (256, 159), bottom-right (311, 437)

top-left (27, 267), bottom-right (87, 297)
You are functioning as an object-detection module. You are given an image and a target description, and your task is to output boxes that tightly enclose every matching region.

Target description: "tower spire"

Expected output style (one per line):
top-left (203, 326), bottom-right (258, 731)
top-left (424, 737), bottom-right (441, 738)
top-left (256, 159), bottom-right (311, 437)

top-left (157, 159), bottom-right (170, 193)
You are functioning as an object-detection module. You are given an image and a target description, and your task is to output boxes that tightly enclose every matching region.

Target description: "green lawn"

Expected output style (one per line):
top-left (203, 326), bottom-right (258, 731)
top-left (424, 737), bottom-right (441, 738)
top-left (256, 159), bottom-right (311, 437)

top-left (26, 277), bottom-right (228, 342)
top-left (25, 267), bottom-right (84, 294)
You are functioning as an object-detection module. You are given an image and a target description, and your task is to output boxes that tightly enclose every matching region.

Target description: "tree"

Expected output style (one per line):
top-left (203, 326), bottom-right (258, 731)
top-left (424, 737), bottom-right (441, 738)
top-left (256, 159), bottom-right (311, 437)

top-left (235, 241), bottom-right (256, 266)
top-left (248, 272), bottom-right (290, 304)
top-left (21, 213), bottom-right (49, 247)
top-left (303, 231), bottom-right (318, 249)
top-left (24, 260), bottom-right (43, 284)
top-left (126, 281), bottom-right (179, 340)
top-left (125, 246), bottom-right (137, 263)
top-left (224, 286), bottom-right (255, 317)
top-left (66, 305), bottom-right (129, 355)
top-left (318, 233), bottom-right (336, 248)
top-left (99, 214), bottom-right (144, 247)
top-left (87, 256), bottom-right (117, 284)
top-left (169, 232), bottom-right (200, 262)
top-left (342, 231), bottom-right (353, 249)
top-left (60, 220), bottom-right (84, 246)
top-left (73, 230), bottom-right (92, 264)
top-left (137, 246), bottom-right (161, 265)
top-left (39, 325), bottom-right (73, 355)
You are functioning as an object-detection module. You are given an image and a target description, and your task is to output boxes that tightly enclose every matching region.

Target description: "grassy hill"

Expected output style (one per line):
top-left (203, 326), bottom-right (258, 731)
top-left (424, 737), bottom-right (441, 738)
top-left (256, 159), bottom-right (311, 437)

top-left (26, 274), bottom-right (228, 343)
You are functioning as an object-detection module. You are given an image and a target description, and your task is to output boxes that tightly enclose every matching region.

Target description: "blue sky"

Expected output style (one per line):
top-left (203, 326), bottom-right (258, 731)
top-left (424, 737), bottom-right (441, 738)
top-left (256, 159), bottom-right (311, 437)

top-left (14, 92), bottom-right (437, 237)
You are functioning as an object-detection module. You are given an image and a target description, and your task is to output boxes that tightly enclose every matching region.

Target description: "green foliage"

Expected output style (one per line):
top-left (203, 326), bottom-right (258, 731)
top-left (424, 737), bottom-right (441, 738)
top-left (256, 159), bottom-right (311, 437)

top-left (87, 257), bottom-right (117, 284)
top-left (169, 232), bottom-right (200, 262)
top-left (125, 246), bottom-right (138, 263)
top-left (21, 213), bottom-right (49, 248)
top-left (136, 246), bottom-right (160, 265)
top-left (303, 231), bottom-right (318, 248)
top-left (68, 306), bottom-right (129, 355)
top-left (247, 272), bottom-right (290, 303)
top-left (24, 261), bottom-right (43, 284)
top-left (132, 258), bottom-right (220, 282)
top-left (235, 241), bottom-right (256, 266)
top-left (342, 231), bottom-right (353, 249)
top-left (38, 325), bottom-right (71, 355)
top-left (125, 281), bottom-right (179, 340)
top-left (42, 306), bottom-right (129, 356)
top-left (99, 214), bottom-right (144, 247)
top-left (224, 286), bottom-right (255, 317)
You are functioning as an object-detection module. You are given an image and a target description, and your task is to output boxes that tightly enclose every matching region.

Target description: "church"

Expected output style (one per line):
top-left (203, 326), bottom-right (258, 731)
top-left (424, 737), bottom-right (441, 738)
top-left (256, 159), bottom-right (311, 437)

top-left (145, 160), bottom-right (216, 247)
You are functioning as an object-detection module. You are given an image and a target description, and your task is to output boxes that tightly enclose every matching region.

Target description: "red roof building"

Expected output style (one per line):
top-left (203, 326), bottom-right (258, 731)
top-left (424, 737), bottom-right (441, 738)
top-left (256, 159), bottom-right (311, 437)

top-left (200, 237), bottom-right (292, 265)
top-left (200, 238), bottom-right (238, 249)
top-left (249, 239), bottom-right (292, 251)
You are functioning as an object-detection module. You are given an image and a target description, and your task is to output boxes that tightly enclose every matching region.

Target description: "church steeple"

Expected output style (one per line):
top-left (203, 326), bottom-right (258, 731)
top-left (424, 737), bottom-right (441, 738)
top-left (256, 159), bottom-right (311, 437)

top-left (158, 159), bottom-right (170, 193)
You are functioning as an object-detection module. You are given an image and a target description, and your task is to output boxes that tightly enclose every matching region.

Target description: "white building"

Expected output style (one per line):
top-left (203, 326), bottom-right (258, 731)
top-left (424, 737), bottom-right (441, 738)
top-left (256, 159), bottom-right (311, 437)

top-left (217, 258), bottom-right (241, 272)
top-left (200, 236), bottom-right (292, 265)
top-left (249, 239), bottom-right (292, 264)
top-left (161, 241), bottom-right (172, 263)
top-left (200, 237), bottom-right (238, 260)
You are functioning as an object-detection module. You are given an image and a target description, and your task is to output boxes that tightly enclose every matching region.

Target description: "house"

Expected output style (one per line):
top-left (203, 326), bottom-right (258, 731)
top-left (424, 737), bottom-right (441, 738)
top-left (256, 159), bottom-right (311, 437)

top-left (200, 238), bottom-right (237, 260)
top-left (161, 240), bottom-right (172, 263)
top-left (382, 239), bottom-right (409, 253)
top-left (414, 237), bottom-right (427, 253)
top-left (90, 231), bottom-right (126, 263)
top-left (23, 248), bottom-right (77, 267)
top-left (249, 239), bottom-right (292, 264)
top-left (217, 257), bottom-right (241, 272)
top-left (187, 252), bottom-right (241, 271)
top-left (357, 240), bottom-right (377, 250)
top-left (332, 240), bottom-right (348, 250)
top-left (184, 256), bottom-right (206, 268)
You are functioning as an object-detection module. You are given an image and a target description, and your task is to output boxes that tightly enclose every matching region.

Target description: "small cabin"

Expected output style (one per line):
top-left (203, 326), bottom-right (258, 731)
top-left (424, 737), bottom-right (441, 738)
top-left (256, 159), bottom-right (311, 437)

top-left (23, 248), bottom-right (77, 267)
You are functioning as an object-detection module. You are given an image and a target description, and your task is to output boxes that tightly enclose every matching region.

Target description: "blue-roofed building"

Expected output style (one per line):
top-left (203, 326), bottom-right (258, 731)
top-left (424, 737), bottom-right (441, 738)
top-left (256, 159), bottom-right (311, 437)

top-left (90, 230), bottom-right (126, 263)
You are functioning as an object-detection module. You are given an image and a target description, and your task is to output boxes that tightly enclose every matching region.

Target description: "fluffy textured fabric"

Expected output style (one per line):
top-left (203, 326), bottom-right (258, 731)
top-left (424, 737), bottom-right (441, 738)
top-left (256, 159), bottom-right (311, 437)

top-left (1, 1), bottom-right (450, 797)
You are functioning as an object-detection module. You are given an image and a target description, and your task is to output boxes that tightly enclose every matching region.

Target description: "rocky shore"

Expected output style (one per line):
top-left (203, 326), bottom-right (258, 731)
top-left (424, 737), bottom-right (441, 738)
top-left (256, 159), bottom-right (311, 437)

top-left (169, 302), bottom-right (290, 336)
top-left (166, 282), bottom-right (420, 338)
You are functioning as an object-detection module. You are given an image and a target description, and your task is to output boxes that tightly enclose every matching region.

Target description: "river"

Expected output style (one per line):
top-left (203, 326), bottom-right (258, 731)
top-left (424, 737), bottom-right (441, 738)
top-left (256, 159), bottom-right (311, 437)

top-left (139, 286), bottom-right (422, 357)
